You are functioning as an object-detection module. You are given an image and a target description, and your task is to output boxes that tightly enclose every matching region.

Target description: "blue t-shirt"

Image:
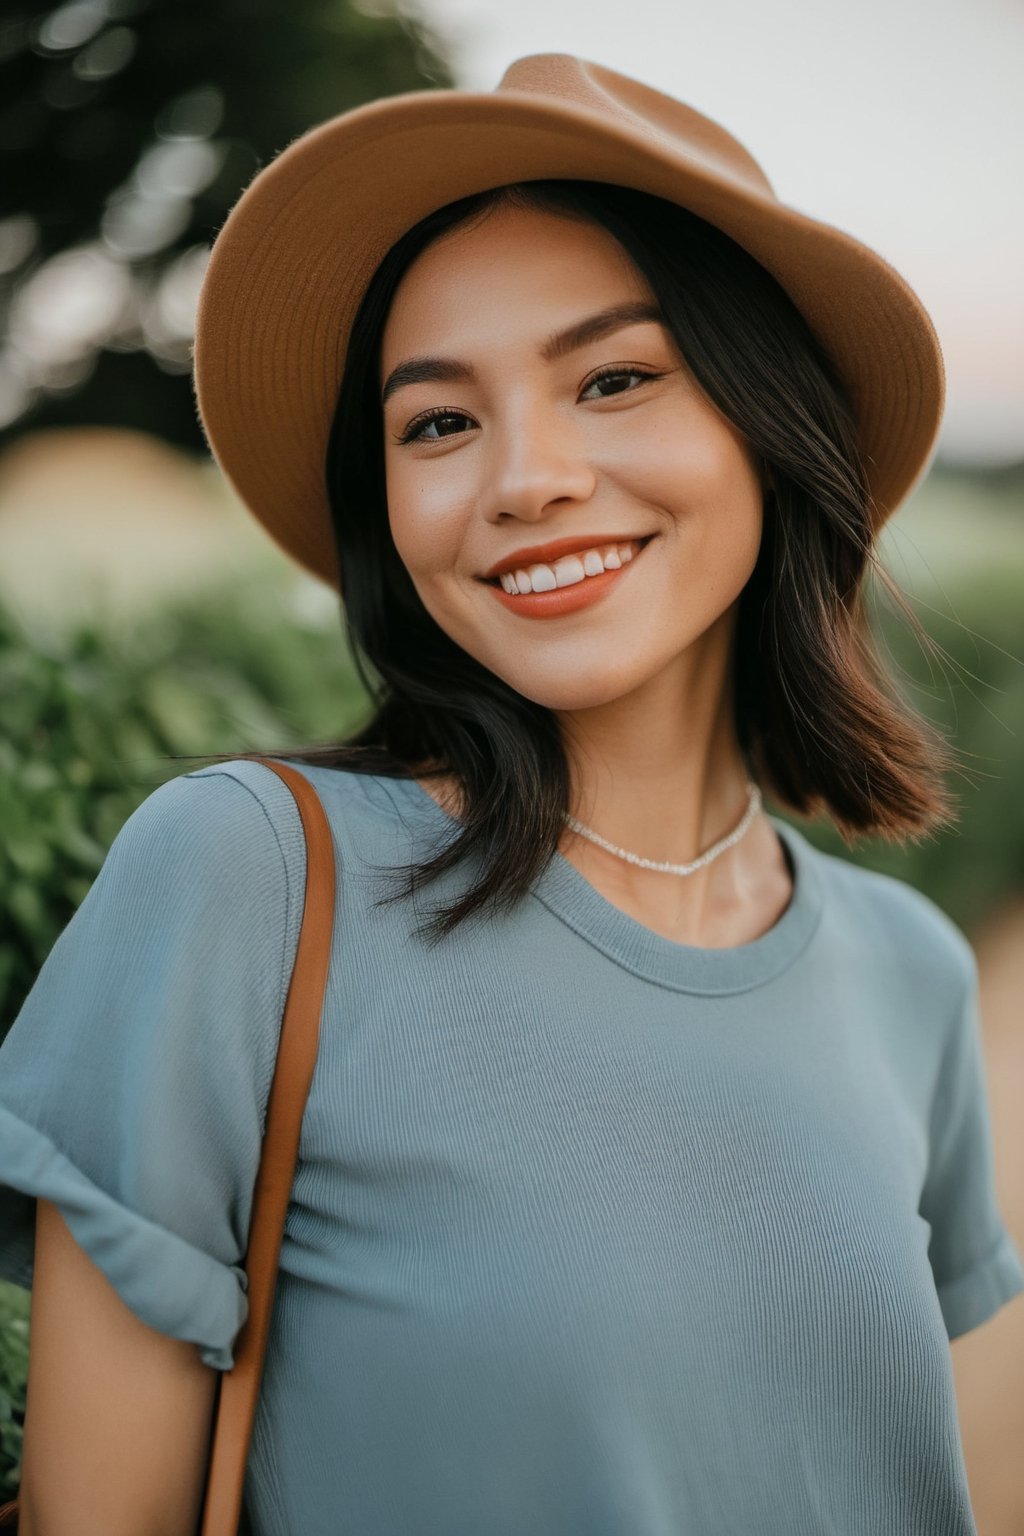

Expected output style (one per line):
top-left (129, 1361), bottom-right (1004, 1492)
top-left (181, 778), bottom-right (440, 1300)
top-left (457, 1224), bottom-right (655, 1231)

top-left (1, 758), bottom-right (1021, 1535)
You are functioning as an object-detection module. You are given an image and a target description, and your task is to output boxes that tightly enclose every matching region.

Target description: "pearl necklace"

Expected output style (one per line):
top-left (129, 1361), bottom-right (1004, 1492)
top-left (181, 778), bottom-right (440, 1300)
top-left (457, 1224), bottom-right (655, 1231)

top-left (562, 781), bottom-right (762, 876)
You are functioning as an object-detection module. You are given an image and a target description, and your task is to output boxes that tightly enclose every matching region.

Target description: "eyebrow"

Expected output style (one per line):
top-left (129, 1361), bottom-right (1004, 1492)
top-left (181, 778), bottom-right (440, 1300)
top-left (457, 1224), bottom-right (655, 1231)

top-left (380, 300), bottom-right (665, 407)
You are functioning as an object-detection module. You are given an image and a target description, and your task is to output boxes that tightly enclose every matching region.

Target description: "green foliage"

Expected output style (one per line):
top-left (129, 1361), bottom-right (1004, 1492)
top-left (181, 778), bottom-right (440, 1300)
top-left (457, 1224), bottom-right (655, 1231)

top-left (0, 574), bottom-right (371, 1031)
top-left (0, 1281), bottom-right (29, 1495)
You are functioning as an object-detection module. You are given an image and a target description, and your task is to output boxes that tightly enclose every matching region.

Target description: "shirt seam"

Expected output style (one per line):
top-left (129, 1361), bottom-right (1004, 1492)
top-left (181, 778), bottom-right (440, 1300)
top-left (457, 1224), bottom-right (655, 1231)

top-left (185, 767), bottom-right (296, 1032)
top-left (527, 883), bottom-right (824, 997)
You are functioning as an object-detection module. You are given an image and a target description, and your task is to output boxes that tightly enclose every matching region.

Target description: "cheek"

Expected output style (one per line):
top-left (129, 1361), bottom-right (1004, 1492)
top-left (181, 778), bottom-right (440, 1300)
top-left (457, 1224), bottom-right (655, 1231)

top-left (628, 422), bottom-right (765, 608)
top-left (689, 465), bottom-right (765, 602)
top-left (607, 421), bottom-right (763, 546)
top-left (385, 461), bottom-right (466, 584)
top-left (601, 397), bottom-right (758, 500)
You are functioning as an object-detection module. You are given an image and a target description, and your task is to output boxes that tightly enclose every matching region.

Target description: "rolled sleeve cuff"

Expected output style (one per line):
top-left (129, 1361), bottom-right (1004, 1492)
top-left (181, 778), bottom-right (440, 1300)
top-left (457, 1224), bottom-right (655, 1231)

top-left (937, 1227), bottom-right (1024, 1341)
top-left (0, 1106), bottom-right (248, 1370)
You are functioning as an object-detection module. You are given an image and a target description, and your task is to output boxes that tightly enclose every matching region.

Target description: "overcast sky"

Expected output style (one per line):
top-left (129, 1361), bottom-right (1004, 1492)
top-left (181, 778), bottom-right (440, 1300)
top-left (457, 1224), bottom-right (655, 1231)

top-left (420, 0), bottom-right (1024, 466)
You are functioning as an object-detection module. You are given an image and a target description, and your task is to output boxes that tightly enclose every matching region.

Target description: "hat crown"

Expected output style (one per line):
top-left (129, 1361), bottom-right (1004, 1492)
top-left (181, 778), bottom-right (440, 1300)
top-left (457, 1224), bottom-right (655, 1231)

top-left (497, 54), bottom-right (776, 202)
top-left (195, 52), bottom-right (945, 590)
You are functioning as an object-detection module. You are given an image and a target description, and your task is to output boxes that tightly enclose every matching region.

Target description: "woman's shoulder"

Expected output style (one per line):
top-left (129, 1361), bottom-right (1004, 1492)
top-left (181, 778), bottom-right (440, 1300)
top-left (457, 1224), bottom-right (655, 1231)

top-left (39, 764), bottom-right (313, 1022)
top-left (797, 828), bottom-right (975, 993)
top-left (107, 759), bottom-right (308, 904)
top-left (100, 758), bottom-right (438, 934)
top-left (167, 756), bottom-right (433, 871)
top-left (126, 755), bottom-right (398, 848)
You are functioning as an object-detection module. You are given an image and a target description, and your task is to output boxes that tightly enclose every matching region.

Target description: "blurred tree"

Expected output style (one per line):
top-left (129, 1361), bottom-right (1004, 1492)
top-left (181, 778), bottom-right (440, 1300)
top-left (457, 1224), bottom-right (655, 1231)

top-left (0, 0), bottom-right (453, 448)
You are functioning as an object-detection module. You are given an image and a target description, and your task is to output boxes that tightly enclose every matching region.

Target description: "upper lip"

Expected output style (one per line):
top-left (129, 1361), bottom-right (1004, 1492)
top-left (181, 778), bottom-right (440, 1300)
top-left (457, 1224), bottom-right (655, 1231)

top-left (480, 533), bottom-right (654, 581)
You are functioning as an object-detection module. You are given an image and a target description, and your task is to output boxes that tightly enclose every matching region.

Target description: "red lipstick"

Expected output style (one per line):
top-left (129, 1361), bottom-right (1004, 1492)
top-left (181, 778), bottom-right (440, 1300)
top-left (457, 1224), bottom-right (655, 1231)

top-left (483, 536), bottom-right (655, 619)
top-left (480, 533), bottom-right (652, 582)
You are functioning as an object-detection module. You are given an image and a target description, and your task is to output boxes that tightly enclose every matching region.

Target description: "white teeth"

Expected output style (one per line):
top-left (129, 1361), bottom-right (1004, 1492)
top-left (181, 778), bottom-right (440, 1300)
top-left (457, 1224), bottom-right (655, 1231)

top-left (552, 554), bottom-right (586, 588)
top-left (496, 539), bottom-right (646, 594)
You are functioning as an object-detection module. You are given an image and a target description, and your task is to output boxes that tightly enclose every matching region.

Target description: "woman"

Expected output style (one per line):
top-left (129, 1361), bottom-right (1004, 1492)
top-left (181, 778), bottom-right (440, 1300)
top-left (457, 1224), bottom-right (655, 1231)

top-left (1, 54), bottom-right (1021, 1536)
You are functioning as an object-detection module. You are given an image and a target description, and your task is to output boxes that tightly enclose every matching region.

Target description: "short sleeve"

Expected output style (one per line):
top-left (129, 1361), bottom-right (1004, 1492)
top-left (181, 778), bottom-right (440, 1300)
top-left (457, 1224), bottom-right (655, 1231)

top-left (0, 763), bottom-right (306, 1369)
top-left (919, 939), bottom-right (1024, 1340)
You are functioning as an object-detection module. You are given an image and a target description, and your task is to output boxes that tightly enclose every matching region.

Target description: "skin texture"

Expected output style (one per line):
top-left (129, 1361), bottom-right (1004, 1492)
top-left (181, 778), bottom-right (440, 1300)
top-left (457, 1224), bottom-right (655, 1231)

top-left (380, 201), bottom-right (792, 947)
top-left (19, 1198), bottom-right (217, 1535)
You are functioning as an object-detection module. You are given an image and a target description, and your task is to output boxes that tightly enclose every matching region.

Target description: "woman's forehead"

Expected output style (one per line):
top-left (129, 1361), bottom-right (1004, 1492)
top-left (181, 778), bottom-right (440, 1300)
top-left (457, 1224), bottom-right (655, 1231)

top-left (380, 201), bottom-right (653, 362)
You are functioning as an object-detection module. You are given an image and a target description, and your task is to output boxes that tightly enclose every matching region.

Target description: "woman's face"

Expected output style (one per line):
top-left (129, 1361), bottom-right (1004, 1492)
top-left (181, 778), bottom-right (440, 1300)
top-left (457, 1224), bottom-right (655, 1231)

top-left (380, 201), bottom-right (765, 714)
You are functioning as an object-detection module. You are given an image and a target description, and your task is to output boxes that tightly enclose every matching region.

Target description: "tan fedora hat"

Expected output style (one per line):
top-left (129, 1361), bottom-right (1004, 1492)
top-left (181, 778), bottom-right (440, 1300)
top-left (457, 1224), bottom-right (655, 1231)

top-left (193, 53), bottom-right (945, 594)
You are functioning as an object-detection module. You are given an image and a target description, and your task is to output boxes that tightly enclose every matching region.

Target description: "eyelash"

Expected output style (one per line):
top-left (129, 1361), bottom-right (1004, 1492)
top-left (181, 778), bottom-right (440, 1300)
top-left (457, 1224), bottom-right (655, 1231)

top-left (393, 366), bottom-right (666, 446)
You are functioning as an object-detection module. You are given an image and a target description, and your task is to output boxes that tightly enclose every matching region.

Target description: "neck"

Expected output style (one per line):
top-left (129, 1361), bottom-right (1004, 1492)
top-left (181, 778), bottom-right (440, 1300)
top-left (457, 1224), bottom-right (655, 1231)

top-left (553, 636), bottom-right (778, 929)
top-left (558, 643), bottom-right (751, 855)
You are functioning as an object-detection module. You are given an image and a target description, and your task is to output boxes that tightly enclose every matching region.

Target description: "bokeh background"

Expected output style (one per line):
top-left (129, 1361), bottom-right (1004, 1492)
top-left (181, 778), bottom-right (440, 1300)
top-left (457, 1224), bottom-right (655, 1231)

top-left (0, 0), bottom-right (1021, 1525)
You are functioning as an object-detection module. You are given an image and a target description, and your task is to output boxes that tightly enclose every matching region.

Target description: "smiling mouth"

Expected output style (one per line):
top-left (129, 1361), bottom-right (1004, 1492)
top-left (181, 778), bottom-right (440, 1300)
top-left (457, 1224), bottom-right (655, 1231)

top-left (482, 534), bottom-right (656, 592)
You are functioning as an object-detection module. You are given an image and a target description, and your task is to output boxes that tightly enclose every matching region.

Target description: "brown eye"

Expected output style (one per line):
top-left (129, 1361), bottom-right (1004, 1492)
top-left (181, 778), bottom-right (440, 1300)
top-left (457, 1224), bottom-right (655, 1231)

top-left (399, 409), bottom-right (475, 445)
top-left (579, 366), bottom-right (664, 401)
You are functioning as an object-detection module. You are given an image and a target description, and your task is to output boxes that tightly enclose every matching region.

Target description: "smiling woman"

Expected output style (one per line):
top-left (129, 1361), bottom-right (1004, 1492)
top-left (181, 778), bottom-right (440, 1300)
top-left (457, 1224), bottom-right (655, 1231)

top-left (377, 205), bottom-right (769, 679)
top-left (373, 190), bottom-right (772, 902)
top-left (2, 53), bottom-right (1021, 1536)
top-left (310, 175), bottom-right (954, 943)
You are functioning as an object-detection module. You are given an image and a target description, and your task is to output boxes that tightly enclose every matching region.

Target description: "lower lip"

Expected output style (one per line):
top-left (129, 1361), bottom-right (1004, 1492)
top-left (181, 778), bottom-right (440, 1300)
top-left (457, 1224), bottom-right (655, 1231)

top-left (482, 540), bottom-right (654, 619)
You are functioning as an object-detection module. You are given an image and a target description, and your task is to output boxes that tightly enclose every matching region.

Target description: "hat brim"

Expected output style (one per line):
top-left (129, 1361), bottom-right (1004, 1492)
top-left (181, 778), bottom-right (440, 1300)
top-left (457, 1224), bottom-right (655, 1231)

top-left (194, 88), bottom-right (945, 593)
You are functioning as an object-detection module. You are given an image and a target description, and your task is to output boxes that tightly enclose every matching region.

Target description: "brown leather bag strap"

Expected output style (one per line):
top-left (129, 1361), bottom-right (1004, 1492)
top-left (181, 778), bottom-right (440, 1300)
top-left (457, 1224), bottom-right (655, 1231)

top-left (200, 757), bottom-right (335, 1535)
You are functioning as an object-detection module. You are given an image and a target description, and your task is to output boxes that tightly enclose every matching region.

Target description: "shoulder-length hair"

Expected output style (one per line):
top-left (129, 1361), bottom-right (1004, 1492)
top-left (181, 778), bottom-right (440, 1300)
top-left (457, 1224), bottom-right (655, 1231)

top-left (198, 178), bottom-right (958, 943)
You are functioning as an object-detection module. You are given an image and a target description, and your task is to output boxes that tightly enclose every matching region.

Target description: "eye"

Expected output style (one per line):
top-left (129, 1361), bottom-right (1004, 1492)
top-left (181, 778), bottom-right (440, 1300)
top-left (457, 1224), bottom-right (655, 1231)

top-left (395, 408), bottom-right (476, 445)
top-left (579, 365), bottom-right (665, 400)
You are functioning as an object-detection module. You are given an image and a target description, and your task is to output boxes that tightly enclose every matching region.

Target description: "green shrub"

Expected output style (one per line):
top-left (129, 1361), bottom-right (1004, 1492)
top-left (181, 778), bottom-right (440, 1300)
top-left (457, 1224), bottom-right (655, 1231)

top-left (0, 1281), bottom-right (29, 1495)
top-left (0, 575), bottom-right (370, 1032)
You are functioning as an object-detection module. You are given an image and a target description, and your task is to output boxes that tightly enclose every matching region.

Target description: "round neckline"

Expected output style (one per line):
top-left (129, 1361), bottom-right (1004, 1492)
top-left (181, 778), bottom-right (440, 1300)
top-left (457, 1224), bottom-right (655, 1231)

top-left (392, 773), bottom-right (826, 996)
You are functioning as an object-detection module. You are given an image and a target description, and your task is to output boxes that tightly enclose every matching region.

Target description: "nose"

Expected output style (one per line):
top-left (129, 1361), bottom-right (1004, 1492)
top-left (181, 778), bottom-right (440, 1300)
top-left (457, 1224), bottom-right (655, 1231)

top-left (478, 399), bottom-right (596, 524)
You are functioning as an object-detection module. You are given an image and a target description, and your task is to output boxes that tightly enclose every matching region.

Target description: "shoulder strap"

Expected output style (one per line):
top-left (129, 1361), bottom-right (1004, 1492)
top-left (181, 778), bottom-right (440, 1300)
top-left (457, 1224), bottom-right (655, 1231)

top-left (200, 758), bottom-right (336, 1535)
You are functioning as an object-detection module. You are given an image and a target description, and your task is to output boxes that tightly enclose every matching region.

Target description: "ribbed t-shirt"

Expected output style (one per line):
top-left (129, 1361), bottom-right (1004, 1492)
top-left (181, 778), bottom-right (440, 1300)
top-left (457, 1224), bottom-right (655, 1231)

top-left (1, 757), bottom-right (1021, 1535)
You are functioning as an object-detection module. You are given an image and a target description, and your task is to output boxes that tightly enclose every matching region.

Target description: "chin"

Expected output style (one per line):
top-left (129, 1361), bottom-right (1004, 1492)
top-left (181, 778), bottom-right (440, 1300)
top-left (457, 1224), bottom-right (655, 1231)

top-left (497, 666), bottom-right (648, 714)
